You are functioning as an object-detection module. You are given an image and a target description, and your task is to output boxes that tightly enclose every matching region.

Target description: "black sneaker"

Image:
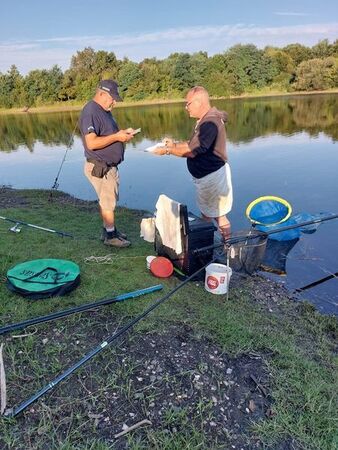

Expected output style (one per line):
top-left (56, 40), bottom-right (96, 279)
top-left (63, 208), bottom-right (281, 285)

top-left (104, 230), bottom-right (131, 248)
top-left (101, 227), bottom-right (128, 241)
top-left (115, 227), bottom-right (128, 239)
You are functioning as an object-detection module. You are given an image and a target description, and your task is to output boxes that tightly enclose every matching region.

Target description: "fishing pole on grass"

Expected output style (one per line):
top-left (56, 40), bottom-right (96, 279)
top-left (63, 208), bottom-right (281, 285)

top-left (49, 121), bottom-right (79, 201)
top-left (294, 271), bottom-right (338, 293)
top-left (194, 213), bottom-right (338, 254)
top-left (5, 258), bottom-right (215, 418)
top-left (0, 215), bottom-right (74, 238)
top-left (0, 285), bottom-right (163, 336)
top-left (1, 215), bottom-right (142, 242)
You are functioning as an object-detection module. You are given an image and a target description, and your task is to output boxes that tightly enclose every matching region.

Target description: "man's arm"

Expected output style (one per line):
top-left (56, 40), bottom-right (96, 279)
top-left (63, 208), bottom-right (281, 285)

top-left (85, 130), bottom-right (134, 150)
top-left (166, 141), bottom-right (195, 158)
top-left (154, 139), bottom-right (195, 158)
top-left (154, 122), bottom-right (218, 158)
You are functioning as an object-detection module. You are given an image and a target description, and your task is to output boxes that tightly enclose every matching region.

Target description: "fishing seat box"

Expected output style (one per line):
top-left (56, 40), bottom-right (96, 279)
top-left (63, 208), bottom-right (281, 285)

top-left (154, 204), bottom-right (216, 277)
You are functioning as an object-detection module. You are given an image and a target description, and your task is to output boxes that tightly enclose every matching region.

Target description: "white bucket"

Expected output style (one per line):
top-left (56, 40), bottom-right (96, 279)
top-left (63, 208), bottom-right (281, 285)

top-left (146, 255), bottom-right (156, 269)
top-left (205, 263), bottom-right (232, 295)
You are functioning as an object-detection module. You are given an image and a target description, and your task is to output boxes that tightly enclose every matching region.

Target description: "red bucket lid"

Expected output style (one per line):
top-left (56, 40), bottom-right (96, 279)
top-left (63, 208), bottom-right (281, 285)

top-left (150, 257), bottom-right (174, 278)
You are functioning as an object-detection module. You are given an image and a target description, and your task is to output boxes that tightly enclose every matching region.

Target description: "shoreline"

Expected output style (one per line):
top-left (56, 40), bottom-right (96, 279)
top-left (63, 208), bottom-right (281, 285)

top-left (1, 88), bottom-right (338, 115)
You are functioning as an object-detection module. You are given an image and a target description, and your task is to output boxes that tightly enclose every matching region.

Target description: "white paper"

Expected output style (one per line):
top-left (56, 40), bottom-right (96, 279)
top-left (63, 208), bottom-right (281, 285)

top-left (144, 143), bottom-right (165, 152)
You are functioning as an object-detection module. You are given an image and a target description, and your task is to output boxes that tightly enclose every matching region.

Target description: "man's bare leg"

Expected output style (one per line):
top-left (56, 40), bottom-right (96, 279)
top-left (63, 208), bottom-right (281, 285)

top-left (202, 213), bottom-right (231, 241)
top-left (216, 215), bottom-right (231, 241)
top-left (100, 207), bottom-right (114, 230)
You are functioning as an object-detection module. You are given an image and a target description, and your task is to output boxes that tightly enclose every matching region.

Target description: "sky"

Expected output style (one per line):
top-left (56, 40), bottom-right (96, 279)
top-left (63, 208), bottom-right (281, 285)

top-left (1, 0), bottom-right (337, 74)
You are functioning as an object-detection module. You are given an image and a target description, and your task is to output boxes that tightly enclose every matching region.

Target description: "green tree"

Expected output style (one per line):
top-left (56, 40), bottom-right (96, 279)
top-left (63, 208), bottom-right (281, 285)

top-left (190, 51), bottom-right (209, 86)
top-left (23, 66), bottom-right (63, 106)
top-left (67, 48), bottom-right (120, 100)
top-left (170, 53), bottom-right (196, 92)
top-left (117, 60), bottom-right (142, 99)
top-left (58, 69), bottom-right (77, 101)
top-left (294, 57), bottom-right (338, 90)
top-left (0, 65), bottom-right (25, 108)
top-left (282, 43), bottom-right (313, 66)
top-left (138, 58), bottom-right (162, 99)
top-left (311, 39), bottom-right (333, 58)
top-left (332, 39), bottom-right (338, 57)
top-left (24, 69), bottom-right (48, 106)
top-left (95, 50), bottom-right (119, 77)
top-left (224, 44), bottom-right (273, 94)
top-left (202, 54), bottom-right (229, 97)
top-left (70, 47), bottom-right (97, 78)
top-left (264, 47), bottom-right (294, 89)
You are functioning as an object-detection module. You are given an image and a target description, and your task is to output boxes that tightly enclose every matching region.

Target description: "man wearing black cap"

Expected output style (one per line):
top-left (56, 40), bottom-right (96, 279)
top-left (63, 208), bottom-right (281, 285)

top-left (79, 80), bottom-right (136, 247)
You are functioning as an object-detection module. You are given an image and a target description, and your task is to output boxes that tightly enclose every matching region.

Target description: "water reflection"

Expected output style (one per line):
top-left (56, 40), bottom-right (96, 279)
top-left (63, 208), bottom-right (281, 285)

top-left (0, 94), bottom-right (337, 153)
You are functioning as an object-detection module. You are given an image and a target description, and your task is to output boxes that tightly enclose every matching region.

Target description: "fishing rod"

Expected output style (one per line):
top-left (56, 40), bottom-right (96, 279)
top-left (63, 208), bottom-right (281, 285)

top-left (294, 272), bottom-right (338, 293)
top-left (0, 215), bottom-right (73, 238)
top-left (1, 214), bottom-right (133, 242)
top-left (0, 285), bottom-right (163, 336)
top-left (194, 213), bottom-right (338, 254)
top-left (5, 259), bottom-right (214, 418)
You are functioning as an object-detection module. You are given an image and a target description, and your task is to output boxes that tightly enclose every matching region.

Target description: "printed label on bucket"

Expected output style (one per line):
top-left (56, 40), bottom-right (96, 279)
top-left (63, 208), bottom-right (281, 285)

top-left (207, 275), bottom-right (219, 290)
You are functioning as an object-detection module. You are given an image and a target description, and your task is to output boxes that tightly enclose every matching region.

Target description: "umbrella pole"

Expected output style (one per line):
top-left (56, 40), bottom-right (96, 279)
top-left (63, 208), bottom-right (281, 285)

top-left (0, 285), bottom-right (163, 336)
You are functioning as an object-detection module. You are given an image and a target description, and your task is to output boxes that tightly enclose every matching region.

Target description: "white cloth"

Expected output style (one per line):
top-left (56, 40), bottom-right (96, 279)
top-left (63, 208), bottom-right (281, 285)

top-left (193, 163), bottom-right (233, 218)
top-left (140, 217), bottom-right (155, 242)
top-left (155, 194), bottom-right (182, 254)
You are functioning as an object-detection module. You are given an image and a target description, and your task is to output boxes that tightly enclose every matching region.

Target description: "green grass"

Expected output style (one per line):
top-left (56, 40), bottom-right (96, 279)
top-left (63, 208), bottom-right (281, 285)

top-left (0, 189), bottom-right (337, 450)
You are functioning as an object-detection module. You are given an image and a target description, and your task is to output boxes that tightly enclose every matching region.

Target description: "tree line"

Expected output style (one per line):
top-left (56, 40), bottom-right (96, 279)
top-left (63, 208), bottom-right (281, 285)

top-left (0, 39), bottom-right (337, 109)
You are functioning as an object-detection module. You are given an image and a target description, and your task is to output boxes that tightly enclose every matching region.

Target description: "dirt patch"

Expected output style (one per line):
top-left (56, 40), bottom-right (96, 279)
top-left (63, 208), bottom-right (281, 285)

top-left (5, 324), bottom-right (275, 450)
top-left (0, 186), bottom-right (30, 208)
top-left (0, 186), bottom-right (98, 211)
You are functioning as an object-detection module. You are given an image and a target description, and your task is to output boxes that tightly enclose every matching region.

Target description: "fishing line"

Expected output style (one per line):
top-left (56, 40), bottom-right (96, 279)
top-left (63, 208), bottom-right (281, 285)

top-left (84, 255), bottom-right (146, 264)
top-left (49, 121), bottom-right (79, 201)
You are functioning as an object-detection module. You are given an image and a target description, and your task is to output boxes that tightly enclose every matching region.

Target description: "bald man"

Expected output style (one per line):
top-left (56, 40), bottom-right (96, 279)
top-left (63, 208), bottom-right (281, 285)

top-left (154, 86), bottom-right (233, 240)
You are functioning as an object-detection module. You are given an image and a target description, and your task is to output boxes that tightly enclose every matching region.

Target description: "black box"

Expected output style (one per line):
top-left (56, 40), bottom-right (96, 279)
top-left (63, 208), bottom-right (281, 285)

top-left (154, 204), bottom-right (216, 277)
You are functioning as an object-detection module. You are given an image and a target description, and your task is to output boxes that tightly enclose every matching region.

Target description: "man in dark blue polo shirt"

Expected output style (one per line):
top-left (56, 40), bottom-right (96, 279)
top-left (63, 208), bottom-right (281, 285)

top-left (79, 80), bottom-right (136, 247)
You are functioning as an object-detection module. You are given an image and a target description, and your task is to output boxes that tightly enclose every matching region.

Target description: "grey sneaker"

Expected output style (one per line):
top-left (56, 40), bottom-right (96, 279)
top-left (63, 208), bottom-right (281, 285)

top-left (104, 231), bottom-right (131, 248)
top-left (101, 227), bottom-right (127, 241)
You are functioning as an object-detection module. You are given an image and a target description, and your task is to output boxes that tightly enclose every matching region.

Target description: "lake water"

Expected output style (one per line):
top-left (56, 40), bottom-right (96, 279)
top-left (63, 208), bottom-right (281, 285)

top-left (0, 94), bottom-right (337, 314)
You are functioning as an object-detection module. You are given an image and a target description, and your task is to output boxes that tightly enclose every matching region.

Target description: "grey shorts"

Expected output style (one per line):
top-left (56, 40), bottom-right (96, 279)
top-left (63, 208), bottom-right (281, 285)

top-left (84, 161), bottom-right (119, 211)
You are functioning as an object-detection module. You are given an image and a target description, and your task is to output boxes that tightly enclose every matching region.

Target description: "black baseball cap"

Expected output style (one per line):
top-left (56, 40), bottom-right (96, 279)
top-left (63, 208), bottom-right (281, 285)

top-left (98, 80), bottom-right (123, 102)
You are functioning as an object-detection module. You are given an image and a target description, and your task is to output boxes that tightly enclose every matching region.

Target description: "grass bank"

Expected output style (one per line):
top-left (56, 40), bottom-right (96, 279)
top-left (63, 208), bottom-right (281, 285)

top-left (1, 89), bottom-right (338, 116)
top-left (0, 188), bottom-right (337, 450)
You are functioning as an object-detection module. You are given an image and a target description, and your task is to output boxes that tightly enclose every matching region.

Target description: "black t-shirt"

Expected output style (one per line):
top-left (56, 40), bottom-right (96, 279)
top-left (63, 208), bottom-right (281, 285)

top-left (187, 121), bottom-right (225, 179)
top-left (79, 100), bottom-right (124, 165)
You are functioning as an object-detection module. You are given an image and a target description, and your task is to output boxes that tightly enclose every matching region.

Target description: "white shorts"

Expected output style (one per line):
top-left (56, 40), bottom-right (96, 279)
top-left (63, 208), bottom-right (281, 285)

top-left (193, 163), bottom-right (233, 218)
